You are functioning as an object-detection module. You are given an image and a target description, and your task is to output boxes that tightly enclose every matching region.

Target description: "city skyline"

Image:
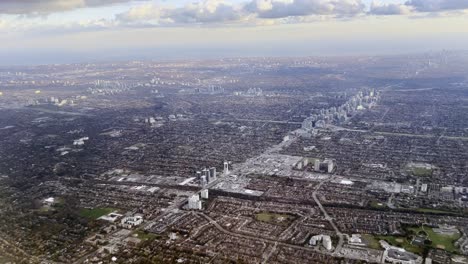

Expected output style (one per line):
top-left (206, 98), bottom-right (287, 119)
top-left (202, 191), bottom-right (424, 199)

top-left (1, 0), bottom-right (468, 64)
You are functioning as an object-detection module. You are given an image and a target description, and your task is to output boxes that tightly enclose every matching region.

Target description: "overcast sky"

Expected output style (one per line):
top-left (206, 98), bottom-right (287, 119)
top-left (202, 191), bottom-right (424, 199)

top-left (1, 0), bottom-right (468, 65)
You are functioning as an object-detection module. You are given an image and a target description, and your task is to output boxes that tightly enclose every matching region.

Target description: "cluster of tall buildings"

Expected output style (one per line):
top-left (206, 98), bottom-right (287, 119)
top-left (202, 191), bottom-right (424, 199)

top-left (196, 167), bottom-right (217, 186)
top-left (193, 86), bottom-right (225, 94)
top-left (309, 234), bottom-right (333, 251)
top-left (246, 87), bottom-right (263, 96)
top-left (233, 87), bottom-right (263, 96)
top-left (314, 159), bottom-right (335, 173)
top-left (27, 96), bottom-right (77, 107)
top-left (302, 89), bottom-right (379, 130)
top-left (188, 190), bottom-right (209, 210)
top-left (295, 158), bottom-right (334, 173)
top-left (93, 80), bottom-right (136, 89)
top-left (195, 162), bottom-right (230, 187)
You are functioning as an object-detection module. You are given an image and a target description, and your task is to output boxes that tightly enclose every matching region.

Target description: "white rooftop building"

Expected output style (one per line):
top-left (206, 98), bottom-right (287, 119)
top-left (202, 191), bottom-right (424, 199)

top-left (309, 234), bottom-right (333, 251)
top-left (188, 194), bottom-right (202, 210)
top-left (323, 236), bottom-right (332, 251)
top-left (201, 189), bottom-right (209, 199)
top-left (224, 161), bottom-right (230, 175)
top-left (120, 214), bottom-right (143, 229)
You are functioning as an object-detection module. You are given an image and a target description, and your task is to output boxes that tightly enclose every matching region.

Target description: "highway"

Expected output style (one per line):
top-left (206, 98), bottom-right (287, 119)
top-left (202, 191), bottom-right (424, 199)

top-left (311, 178), bottom-right (345, 254)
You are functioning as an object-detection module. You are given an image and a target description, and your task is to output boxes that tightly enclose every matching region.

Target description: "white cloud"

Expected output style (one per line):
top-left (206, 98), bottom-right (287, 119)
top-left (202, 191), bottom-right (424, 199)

top-left (167, 0), bottom-right (242, 24)
top-left (405, 0), bottom-right (468, 12)
top-left (2, 0), bottom-right (468, 34)
top-left (115, 0), bottom-right (367, 27)
top-left (244, 0), bottom-right (365, 18)
top-left (116, 0), bottom-right (244, 26)
top-left (370, 1), bottom-right (413, 15)
top-left (0, 0), bottom-right (147, 15)
top-left (116, 4), bottom-right (162, 23)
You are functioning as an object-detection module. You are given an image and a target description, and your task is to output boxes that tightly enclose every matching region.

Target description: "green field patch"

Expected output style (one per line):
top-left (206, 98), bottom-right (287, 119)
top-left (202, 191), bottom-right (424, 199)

top-left (374, 225), bottom-right (461, 255)
top-left (405, 163), bottom-right (433, 177)
top-left (370, 200), bottom-right (386, 209)
top-left (409, 226), bottom-right (461, 253)
top-left (415, 208), bottom-right (455, 214)
top-left (375, 235), bottom-right (423, 254)
top-left (79, 207), bottom-right (116, 219)
top-left (397, 207), bottom-right (465, 217)
top-left (133, 230), bottom-right (158, 241)
top-left (362, 234), bottom-right (382, 250)
top-left (412, 167), bottom-right (432, 177)
top-left (255, 212), bottom-right (294, 225)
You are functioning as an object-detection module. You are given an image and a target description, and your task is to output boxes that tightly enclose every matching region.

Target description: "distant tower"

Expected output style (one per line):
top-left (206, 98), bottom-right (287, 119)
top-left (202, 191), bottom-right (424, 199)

top-left (200, 175), bottom-right (207, 187)
top-left (324, 159), bottom-right (334, 173)
top-left (223, 161), bottom-right (229, 175)
top-left (188, 194), bottom-right (202, 210)
top-left (314, 159), bottom-right (321, 172)
top-left (209, 167), bottom-right (217, 180)
top-left (201, 189), bottom-right (209, 199)
top-left (203, 168), bottom-right (210, 183)
top-left (323, 236), bottom-right (333, 251)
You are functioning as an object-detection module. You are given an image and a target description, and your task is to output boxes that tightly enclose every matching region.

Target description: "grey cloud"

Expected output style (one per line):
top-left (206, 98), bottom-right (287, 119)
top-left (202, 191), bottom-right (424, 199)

top-left (405, 0), bottom-right (468, 12)
top-left (0, 0), bottom-right (147, 15)
top-left (165, 2), bottom-right (242, 24)
top-left (369, 2), bottom-right (411, 15)
top-left (115, 1), bottom-right (243, 26)
top-left (244, 0), bottom-right (365, 19)
top-left (116, 0), bottom-right (367, 27)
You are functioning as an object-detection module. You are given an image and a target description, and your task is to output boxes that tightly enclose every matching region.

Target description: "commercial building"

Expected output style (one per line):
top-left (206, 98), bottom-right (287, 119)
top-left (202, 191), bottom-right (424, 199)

top-left (188, 194), bottom-right (202, 210)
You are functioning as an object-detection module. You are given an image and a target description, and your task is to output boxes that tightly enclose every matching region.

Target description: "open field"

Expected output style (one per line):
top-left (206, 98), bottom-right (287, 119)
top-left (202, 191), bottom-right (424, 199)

top-left (375, 235), bottom-right (423, 254)
top-left (79, 208), bottom-right (116, 220)
top-left (255, 212), bottom-right (294, 225)
top-left (133, 230), bottom-right (159, 241)
top-left (409, 226), bottom-right (461, 253)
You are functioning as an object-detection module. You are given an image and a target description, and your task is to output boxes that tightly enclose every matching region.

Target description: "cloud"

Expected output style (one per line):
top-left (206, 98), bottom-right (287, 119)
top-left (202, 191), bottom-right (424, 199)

top-left (0, 0), bottom-right (147, 15)
top-left (3, 0), bottom-right (468, 34)
top-left (116, 0), bottom-right (366, 27)
top-left (369, 1), bottom-right (412, 15)
top-left (116, 4), bottom-right (162, 23)
top-left (167, 1), bottom-right (242, 24)
top-left (116, 0), bottom-right (244, 26)
top-left (244, 0), bottom-right (365, 18)
top-left (405, 0), bottom-right (468, 12)
top-left (0, 19), bottom-right (6, 28)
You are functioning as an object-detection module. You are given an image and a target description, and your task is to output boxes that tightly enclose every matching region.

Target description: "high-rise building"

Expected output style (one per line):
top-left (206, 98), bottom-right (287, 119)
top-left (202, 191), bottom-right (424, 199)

top-left (209, 167), bottom-right (217, 180)
top-left (322, 236), bottom-right (332, 251)
top-left (188, 195), bottom-right (202, 210)
top-left (297, 161), bottom-right (303, 170)
top-left (325, 159), bottom-right (334, 173)
top-left (327, 160), bottom-right (335, 173)
top-left (421, 184), bottom-right (428, 193)
top-left (224, 161), bottom-right (229, 175)
top-left (203, 168), bottom-right (210, 182)
top-left (201, 189), bottom-right (208, 199)
top-left (314, 159), bottom-right (321, 172)
top-left (200, 175), bottom-right (207, 186)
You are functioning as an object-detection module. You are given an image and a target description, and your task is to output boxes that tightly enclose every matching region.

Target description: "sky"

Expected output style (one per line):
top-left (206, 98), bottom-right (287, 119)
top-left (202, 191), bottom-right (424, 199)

top-left (1, 0), bottom-right (468, 65)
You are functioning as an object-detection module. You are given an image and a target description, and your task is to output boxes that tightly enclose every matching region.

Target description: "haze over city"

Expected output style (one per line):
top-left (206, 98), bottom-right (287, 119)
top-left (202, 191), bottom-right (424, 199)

top-left (2, 0), bottom-right (468, 64)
